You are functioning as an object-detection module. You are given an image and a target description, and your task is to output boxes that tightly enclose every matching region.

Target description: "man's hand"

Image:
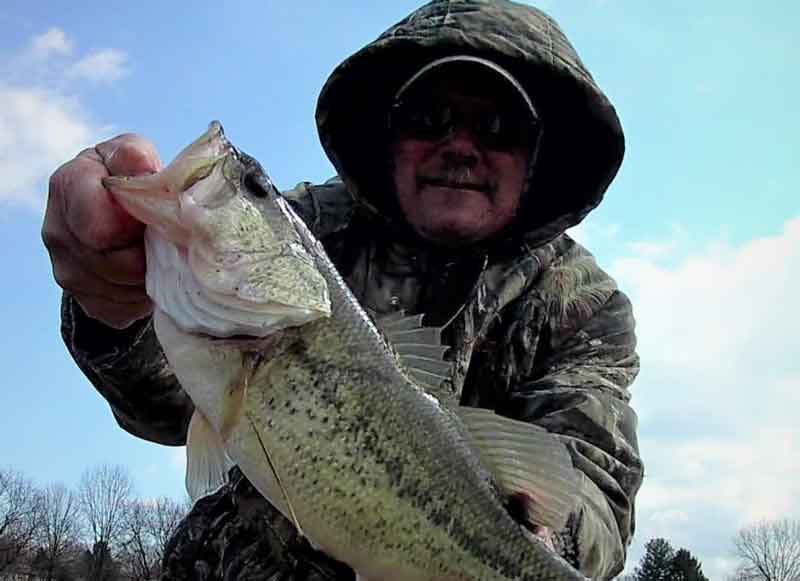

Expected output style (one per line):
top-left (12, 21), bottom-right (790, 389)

top-left (42, 134), bottom-right (162, 329)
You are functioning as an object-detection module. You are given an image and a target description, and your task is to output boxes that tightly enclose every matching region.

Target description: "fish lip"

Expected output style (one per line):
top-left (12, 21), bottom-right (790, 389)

top-left (417, 177), bottom-right (491, 193)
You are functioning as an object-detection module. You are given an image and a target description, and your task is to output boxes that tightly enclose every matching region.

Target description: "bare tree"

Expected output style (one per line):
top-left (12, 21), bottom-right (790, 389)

top-left (147, 496), bottom-right (185, 563)
top-left (733, 518), bottom-right (800, 581)
top-left (0, 468), bottom-right (42, 572)
top-left (727, 567), bottom-right (763, 581)
top-left (78, 464), bottom-right (134, 580)
top-left (119, 496), bottom-right (186, 580)
top-left (119, 500), bottom-right (157, 581)
top-left (39, 483), bottom-right (80, 581)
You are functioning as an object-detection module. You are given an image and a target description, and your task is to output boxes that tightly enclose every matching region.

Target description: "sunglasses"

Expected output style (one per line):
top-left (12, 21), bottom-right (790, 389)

top-left (389, 99), bottom-right (540, 152)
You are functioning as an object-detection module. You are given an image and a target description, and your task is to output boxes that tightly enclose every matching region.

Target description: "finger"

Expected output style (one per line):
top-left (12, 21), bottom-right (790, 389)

top-left (92, 244), bottom-right (147, 286)
top-left (92, 244), bottom-right (147, 287)
top-left (95, 133), bottom-right (162, 177)
top-left (56, 134), bottom-right (161, 252)
top-left (74, 243), bottom-right (147, 287)
top-left (45, 200), bottom-right (147, 287)
top-left (58, 155), bottom-right (146, 251)
top-left (52, 256), bottom-right (151, 305)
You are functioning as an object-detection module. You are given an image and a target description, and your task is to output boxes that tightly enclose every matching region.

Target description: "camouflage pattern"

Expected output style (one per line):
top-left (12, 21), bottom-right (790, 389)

top-left (60, 1), bottom-right (643, 579)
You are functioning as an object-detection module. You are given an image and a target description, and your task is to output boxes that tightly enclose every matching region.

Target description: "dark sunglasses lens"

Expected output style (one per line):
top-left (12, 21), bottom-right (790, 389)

top-left (392, 103), bottom-right (451, 140)
top-left (392, 103), bottom-right (536, 151)
top-left (474, 112), bottom-right (537, 151)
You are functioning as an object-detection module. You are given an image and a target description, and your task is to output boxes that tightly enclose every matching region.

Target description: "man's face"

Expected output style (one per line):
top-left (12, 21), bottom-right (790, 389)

top-left (391, 71), bottom-right (534, 247)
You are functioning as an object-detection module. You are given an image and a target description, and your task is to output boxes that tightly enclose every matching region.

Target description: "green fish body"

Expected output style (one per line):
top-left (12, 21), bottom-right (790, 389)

top-left (105, 122), bottom-right (587, 581)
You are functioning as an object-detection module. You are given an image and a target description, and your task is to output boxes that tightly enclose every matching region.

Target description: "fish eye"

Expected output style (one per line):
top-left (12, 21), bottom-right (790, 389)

top-left (241, 163), bottom-right (276, 199)
top-left (245, 172), bottom-right (274, 198)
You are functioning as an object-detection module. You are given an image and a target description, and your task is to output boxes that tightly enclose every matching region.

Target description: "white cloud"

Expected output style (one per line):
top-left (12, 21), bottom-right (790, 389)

top-left (0, 29), bottom-right (126, 209)
top-left (0, 85), bottom-right (109, 209)
top-left (29, 28), bottom-right (73, 60)
top-left (567, 219), bottom-right (619, 247)
top-left (649, 509), bottom-right (690, 525)
top-left (66, 49), bottom-right (129, 83)
top-left (614, 217), bottom-right (800, 578)
top-left (626, 224), bottom-right (689, 261)
top-left (627, 240), bottom-right (676, 260)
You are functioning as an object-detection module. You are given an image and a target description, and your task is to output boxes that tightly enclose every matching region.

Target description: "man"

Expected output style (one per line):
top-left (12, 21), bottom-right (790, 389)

top-left (43, 1), bottom-right (643, 579)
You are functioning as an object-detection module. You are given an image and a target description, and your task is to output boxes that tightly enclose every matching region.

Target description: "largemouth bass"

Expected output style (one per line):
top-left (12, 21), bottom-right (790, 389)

top-left (104, 122), bottom-right (588, 581)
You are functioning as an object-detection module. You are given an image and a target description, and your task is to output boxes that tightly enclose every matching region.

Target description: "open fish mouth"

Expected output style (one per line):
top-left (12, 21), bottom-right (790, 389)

top-left (103, 121), bottom-right (332, 339)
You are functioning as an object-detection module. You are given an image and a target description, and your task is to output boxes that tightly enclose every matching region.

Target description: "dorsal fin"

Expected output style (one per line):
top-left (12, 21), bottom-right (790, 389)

top-left (378, 311), bottom-right (424, 330)
top-left (376, 311), bottom-right (454, 395)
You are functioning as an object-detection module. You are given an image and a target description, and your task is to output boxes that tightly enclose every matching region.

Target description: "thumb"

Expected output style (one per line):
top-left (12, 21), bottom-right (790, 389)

top-left (90, 134), bottom-right (163, 246)
top-left (96, 133), bottom-right (163, 177)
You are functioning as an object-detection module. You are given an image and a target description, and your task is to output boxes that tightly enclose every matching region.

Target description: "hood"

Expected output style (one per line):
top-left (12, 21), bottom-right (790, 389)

top-left (315, 0), bottom-right (625, 249)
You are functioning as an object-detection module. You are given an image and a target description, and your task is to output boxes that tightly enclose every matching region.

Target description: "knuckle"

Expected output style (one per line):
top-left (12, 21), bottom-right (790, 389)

top-left (51, 262), bottom-right (85, 293)
top-left (98, 134), bottom-right (161, 174)
top-left (41, 226), bottom-right (75, 268)
top-left (40, 221), bottom-right (62, 250)
top-left (47, 165), bottom-right (70, 200)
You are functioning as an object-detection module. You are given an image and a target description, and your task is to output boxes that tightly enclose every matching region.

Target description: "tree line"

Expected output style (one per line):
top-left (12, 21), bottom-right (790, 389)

top-left (618, 538), bottom-right (709, 580)
top-left (620, 518), bottom-right (800, 580)
top-left (0, 465), bottom-right (188, 581)
top-left (6, 462), bottom-right (798, 580)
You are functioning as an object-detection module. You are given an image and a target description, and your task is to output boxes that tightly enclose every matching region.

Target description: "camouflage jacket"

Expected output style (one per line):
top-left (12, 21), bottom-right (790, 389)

top-left (60, 1), bottom-right (643, 579)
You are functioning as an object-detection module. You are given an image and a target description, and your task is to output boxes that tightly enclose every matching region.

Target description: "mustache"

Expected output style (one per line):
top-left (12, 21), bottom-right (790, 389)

top-left (417, 167), bottom-right (492, 192)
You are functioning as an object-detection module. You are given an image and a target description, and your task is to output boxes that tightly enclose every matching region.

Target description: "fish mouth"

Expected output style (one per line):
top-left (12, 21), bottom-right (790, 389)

top-left (417, 176), bottom-right (491, 193)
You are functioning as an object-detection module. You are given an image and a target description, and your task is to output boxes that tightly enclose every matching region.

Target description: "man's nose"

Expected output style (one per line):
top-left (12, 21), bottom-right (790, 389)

top-left (439, 125), bottom-right (481, 165)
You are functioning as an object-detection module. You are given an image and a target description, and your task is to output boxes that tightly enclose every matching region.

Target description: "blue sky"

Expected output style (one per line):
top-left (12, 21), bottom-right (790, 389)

top-left (1, 2), bottom-right (798, 578)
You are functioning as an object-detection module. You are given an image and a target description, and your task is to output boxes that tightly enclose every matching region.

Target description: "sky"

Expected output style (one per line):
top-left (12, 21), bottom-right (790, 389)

top-left (0, 1), bottom-right (797, 579)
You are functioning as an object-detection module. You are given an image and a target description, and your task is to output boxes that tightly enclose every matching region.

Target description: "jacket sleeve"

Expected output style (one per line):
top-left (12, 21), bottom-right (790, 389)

top-left (61, 178), bottom-right (356, 445)
top-left (497, 266), bottom-right (643, 579)
top-left (61, 293), bottom-right (193, 444)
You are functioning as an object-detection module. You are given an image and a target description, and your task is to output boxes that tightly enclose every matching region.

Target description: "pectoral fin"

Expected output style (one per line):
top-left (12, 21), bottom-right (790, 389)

top-left (457, 407), bottom-right (579, 531)
top-left (186, 409), bottom-right (234, 501)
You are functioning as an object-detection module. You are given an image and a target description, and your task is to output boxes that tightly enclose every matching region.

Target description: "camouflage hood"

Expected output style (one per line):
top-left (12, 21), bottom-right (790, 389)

top-left (315, 0), bottom-right (625, 249)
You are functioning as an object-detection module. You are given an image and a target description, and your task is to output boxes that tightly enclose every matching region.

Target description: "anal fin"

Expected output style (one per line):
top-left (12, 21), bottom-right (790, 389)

top-left (457, 407), bottom-right (580, 531)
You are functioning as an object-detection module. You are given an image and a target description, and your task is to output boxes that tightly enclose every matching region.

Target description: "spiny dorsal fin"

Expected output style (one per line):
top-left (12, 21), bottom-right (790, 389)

top-left (186, 409), bottom-right (234, 501)
top-left (378, 311), bottom-right (424, 331)
top-left (376, 311), bottom-right (453, 394)
top-left (457, 407), bottom-right (580, 531)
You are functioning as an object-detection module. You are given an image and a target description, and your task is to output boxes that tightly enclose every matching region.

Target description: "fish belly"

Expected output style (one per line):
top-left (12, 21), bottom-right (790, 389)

top-left (222, 323), bottom-right (550, 581)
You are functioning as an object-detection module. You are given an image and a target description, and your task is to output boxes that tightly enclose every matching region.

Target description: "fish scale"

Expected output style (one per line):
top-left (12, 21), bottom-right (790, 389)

top-left (104, 122), bottom-right (589, 581)
top-left (224, 241), bottom-right (584, 581)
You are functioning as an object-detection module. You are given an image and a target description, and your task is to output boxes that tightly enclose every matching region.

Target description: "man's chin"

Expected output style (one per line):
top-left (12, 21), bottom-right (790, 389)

top-left (413, 221), bottom-right (484, 248)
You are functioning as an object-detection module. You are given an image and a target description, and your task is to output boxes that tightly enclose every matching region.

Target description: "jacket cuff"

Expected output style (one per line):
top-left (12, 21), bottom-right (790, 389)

top-left (61, 293), bottom-right (152, 367)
